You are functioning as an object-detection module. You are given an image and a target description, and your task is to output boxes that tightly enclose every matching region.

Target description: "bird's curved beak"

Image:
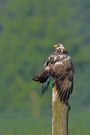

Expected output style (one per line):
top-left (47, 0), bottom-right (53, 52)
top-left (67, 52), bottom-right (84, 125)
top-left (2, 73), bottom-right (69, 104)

top-left (54, 44), bottom-right (58, 48)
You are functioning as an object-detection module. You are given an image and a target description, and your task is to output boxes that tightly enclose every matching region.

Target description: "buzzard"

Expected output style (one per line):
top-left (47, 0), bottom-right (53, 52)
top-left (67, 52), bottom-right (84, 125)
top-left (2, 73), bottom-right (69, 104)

top-left (33, 44), bottom-right (74, 103)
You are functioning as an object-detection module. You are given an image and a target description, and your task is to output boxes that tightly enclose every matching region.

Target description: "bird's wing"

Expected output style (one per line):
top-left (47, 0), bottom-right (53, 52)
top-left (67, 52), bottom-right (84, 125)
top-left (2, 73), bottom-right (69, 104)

top-left (32, 67), bottom-right (50, 83)
top-left (50, 60), bottom-right (68, 80)
top-left (43, 54), bottom-right (57, 68)
top-left (50, 56), bottom-right (73, 103)
top-left (59, 77), bottom-right (72, 103)
top-left (33, 53), bottom-right (56, 83)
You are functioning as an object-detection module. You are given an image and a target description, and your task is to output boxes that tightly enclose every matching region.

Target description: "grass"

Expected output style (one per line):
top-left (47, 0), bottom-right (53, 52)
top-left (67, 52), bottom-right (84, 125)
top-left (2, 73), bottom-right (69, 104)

top-left (0, 110), bottom-right (51, 135)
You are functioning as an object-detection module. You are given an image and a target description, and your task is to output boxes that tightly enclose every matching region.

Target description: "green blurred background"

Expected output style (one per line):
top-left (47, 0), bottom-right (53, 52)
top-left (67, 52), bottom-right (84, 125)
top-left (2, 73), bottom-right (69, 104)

top-left (0, 0), bottom-right (90, 135)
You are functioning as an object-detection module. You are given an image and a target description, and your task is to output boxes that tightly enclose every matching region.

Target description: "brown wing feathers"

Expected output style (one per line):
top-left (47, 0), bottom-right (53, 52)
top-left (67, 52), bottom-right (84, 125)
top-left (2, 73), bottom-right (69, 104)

top-left (32, 70), bottom-right (49, 83)
top-left (55, 78), bottom-right (72, 103)
top-left (33, 44), bottom-right (74, 104)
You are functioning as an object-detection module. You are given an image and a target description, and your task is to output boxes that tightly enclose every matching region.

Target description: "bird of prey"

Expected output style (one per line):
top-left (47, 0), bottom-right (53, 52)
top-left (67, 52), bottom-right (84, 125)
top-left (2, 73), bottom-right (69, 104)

top-left (33, 44), bottom-right (74, 103)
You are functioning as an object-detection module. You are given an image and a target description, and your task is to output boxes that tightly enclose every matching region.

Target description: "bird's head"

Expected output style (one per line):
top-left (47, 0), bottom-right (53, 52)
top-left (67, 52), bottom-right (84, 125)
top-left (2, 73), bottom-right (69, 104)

top-left (54, 44), bottom-right (68, 54)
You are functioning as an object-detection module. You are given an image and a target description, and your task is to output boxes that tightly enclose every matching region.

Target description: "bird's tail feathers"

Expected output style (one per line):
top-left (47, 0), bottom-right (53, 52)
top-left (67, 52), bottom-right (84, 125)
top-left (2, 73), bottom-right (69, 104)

top-left (41, 77), bottom-right (51, 95)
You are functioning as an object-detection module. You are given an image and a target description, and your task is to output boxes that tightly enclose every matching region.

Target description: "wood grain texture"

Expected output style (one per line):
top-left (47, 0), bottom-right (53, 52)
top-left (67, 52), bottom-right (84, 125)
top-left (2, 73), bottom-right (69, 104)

top-left (52, 86), bottom-right (70, 135)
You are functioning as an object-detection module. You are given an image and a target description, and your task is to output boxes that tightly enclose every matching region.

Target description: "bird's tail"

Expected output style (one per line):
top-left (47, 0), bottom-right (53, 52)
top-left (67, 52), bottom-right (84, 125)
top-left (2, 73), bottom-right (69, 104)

top-left (41, 77), bottom-right (51, 95)
top-left (32, 70), bottom-right (49, 83)
top-left (55, 78), bottom-right (72, 103)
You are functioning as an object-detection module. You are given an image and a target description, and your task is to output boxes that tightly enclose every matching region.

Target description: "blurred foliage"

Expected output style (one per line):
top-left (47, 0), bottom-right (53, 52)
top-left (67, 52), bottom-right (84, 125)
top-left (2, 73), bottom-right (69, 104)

top-left (0, 0), bottom-right (90, 134)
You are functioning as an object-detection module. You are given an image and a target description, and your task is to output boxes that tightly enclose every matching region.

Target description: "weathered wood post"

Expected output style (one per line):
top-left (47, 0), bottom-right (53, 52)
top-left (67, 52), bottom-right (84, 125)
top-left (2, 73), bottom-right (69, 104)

top-left (52, 86), bottom-right (70, 135)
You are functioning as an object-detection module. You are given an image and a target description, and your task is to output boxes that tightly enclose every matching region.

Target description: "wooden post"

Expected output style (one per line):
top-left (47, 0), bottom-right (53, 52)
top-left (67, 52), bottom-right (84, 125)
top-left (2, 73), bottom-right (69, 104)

top-left (52, 86), bottom-right (70, 135)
